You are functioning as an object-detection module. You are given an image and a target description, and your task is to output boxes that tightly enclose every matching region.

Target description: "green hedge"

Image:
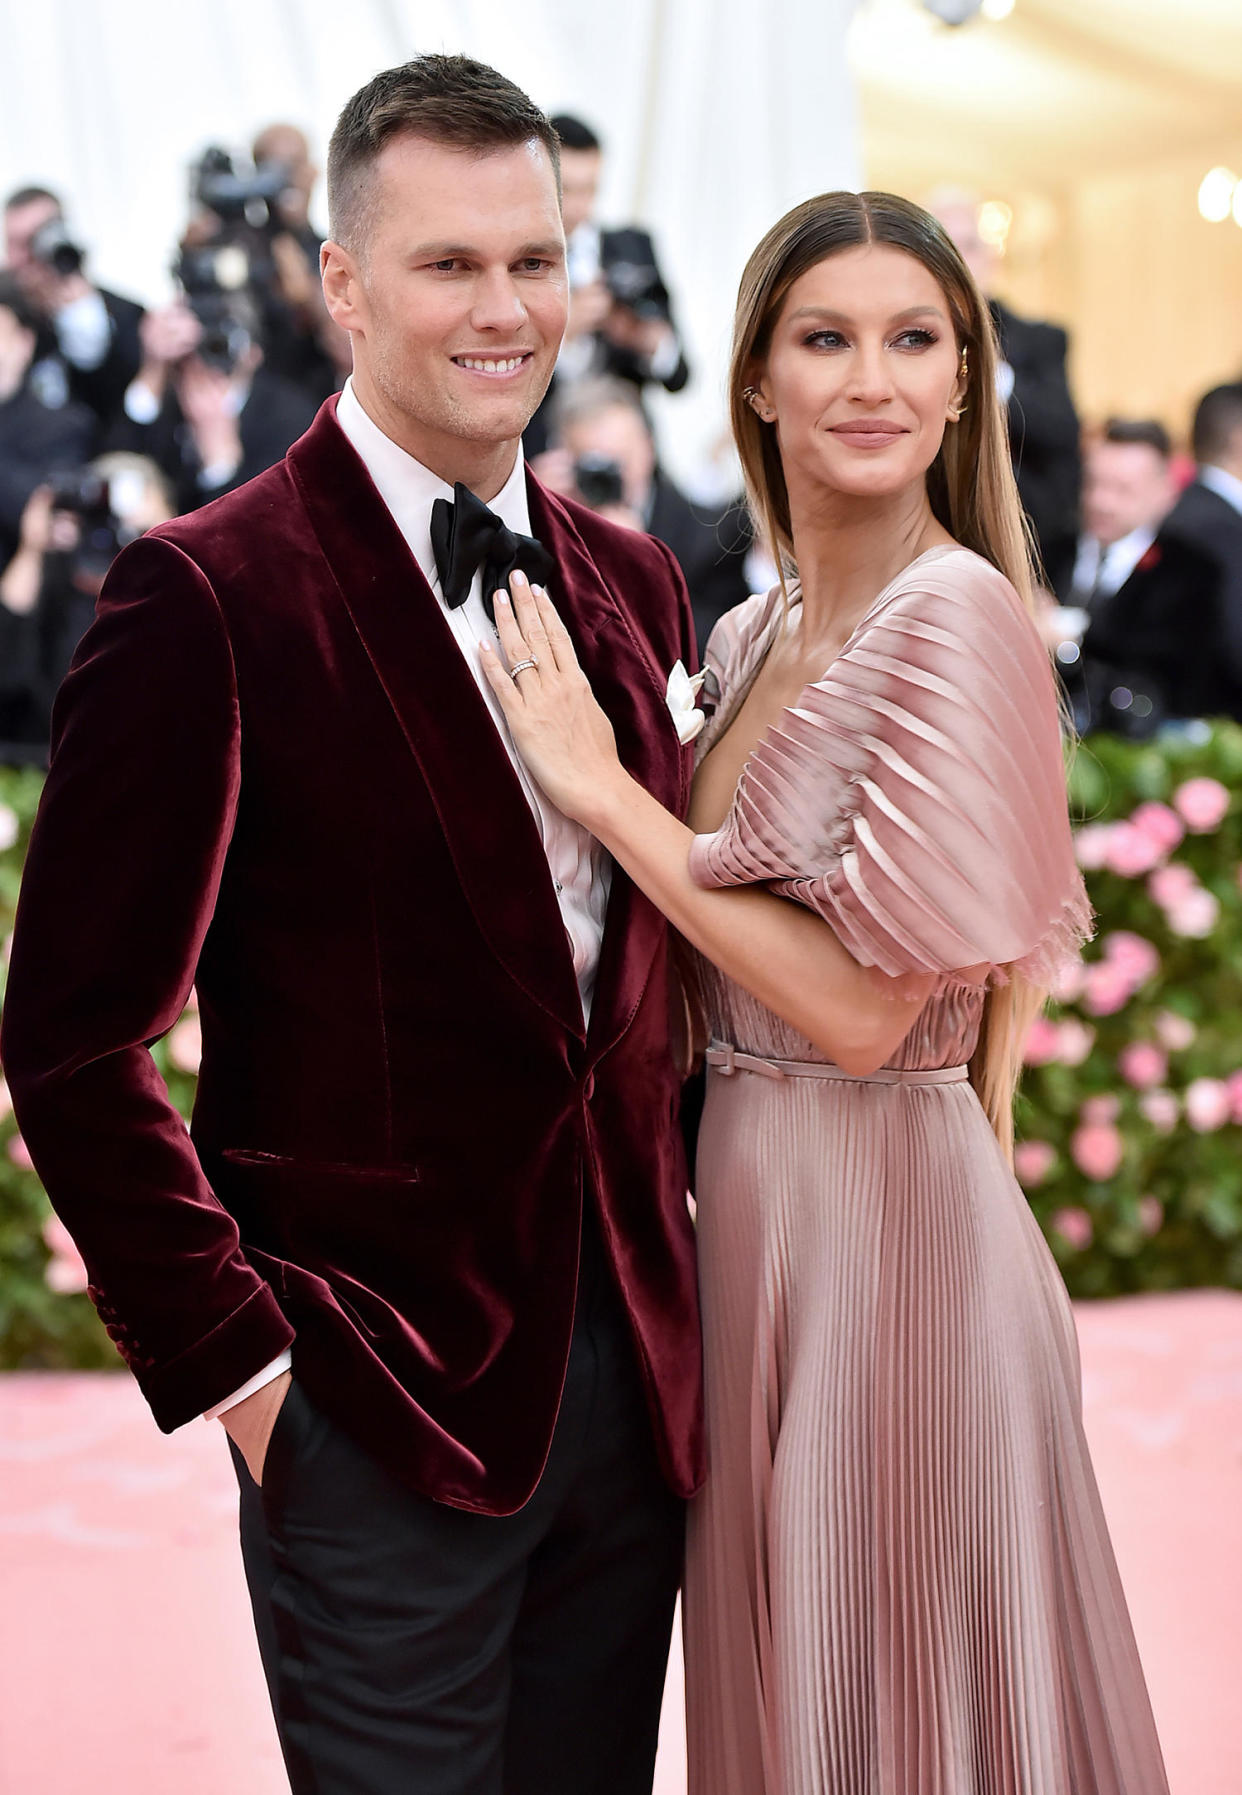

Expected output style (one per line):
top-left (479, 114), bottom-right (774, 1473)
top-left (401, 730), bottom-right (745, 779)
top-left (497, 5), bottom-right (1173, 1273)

top-left (4, 728), bottom-right (1242, 1366)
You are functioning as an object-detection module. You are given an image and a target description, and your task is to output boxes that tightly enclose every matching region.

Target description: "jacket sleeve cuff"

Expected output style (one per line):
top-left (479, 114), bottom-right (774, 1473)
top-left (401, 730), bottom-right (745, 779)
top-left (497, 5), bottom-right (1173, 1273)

top-left (140, 1284), bottom-right (296, 1433)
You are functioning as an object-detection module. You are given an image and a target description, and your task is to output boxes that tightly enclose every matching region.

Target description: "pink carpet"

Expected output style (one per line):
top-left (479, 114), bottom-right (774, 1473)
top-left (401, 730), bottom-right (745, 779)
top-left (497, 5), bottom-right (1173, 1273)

top-left (1, 1290), bottom-right (1237, 1794)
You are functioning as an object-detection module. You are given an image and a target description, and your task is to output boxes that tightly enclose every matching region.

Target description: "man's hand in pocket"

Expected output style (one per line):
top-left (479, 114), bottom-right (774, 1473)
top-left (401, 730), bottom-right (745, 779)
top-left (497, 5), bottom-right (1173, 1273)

top-left (220, 1369), bottom-right (294, 1486)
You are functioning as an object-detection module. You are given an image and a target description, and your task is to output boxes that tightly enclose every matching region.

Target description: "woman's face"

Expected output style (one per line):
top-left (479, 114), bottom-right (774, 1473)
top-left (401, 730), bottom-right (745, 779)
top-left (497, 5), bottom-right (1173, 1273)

top-left (751, 243), bottom-right (966, 507)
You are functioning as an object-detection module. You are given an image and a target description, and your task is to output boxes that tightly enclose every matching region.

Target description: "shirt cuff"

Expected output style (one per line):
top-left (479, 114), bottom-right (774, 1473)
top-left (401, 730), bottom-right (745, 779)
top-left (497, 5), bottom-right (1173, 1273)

top-left (646, 326), bottom-right (681, 383)
top-left (198, 456), bottom-right (242, 491)
top-left (204, 1349), bottom-right (292, 1421)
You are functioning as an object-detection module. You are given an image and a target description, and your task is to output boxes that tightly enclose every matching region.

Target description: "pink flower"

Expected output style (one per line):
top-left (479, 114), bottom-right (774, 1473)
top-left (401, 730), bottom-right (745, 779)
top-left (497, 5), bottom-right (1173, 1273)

top-left (6, 1134), bottom-right (33, 1169)
top-left (1118, 1042), bottom-right (1168, 1089)
top-left (1070, 1121), bottom-right (1124, 1181)
top-left (1048, 959), bottom-right (1086, 1004)
top-left (1148, 862), bottom-right (1199, 909)
top-left (1129, 801), bottom-right (1185, 855)
top-left (1074, 824), bottom-right (1115, 871)
top-left (1226, 1070), bottom-right (1242, 1125)
top-left (1137, 1195), bottom-right (1164, 1237)
top-left (1081, 1094), bottom-right (1121, 1124)
top-left (167, 1017), bottom-right (202, 1074)
top-left (1138, 1088), bottom-right (1179, 1133)
top-left (1023, 1015), bottom-right (1061, 1066)
top-left (1185, 1077), bottom-right (1231, 1132)
top-left (1102, 930), bottom-right (1160, 987)
top-left (1166, 888), bottom-right (1220, 938)
top-left (1173, 776), bottom-right (1231, 833)
top-left (1014, 1139), bottom-right (1056, 1187)
top-left (42, 1215), bottom-right (88, 1295)
top-left (1154, 1009), bottom-right (1195, 1051)
top-left (1053, 1206), bottom-right (1095, 1250)
top-left (1103, 822), bottom-right (1165, 878)
top-left (1082, 962), bottom-right (1133, 1017)
top-left (1056, 1019), bottom-right (1097, 1066)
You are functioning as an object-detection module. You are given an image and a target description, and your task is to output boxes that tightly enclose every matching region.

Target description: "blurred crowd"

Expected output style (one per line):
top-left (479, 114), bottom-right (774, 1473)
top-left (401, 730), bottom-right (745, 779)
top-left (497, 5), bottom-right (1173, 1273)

top-left (3, 121), bottom-right (1242, 765)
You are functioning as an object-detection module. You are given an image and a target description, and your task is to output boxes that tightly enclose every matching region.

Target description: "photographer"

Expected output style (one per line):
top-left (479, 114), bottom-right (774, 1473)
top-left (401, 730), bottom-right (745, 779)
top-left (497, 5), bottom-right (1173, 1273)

top-left (0, 452), bottom-right (172, 763)
top-left (250, 123), bottom-right (351, 402)
top-left (110, 292), bottom-right (317, 514)
top-left (3, 185), bottom-right (144, 434)
top-left (525, 115), bottom-right (691, 456)
top-left (0, 273), bottom-right (95, 573)
top-left (544, 378), bottom-right (750, 653)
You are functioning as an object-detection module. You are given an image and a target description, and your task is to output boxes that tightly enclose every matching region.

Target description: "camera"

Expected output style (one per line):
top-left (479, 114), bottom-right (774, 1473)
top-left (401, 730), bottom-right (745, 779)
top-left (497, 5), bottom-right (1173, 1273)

top-left (46, 468), bottom-right (123, 581)
top-left (573, 454), bottom-right (626, 510)
top-left (192, 145), bottom-right (288, 228)
top-left (29, 216), bottom-right (85, 278)
top-left (174, 244), bottom-right (257, 376)
top-left (600, 244), bottom-right (671, 323)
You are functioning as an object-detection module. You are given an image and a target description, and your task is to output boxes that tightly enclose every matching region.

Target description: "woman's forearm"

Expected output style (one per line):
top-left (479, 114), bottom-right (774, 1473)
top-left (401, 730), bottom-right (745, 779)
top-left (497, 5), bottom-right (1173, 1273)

top-left (586, 771), bottom-right (932, 1074)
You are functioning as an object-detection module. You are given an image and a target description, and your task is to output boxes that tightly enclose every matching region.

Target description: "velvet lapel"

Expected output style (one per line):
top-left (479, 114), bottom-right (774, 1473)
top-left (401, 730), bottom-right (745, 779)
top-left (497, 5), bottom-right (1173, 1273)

top-left (287, 403), bottom-right (585, 1037)
top-left (526, 476), bottom-right (689, 1062)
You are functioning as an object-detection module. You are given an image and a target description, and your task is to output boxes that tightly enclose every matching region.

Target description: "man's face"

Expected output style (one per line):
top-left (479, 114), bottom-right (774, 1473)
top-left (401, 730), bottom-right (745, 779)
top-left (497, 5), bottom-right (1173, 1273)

top-left (1082, 440), bottom-right (1174, 546)
top-left (324, 134), bottom-right (567, 480)
top-left (563, 403), bottom-right (655, 512)
top-left (558, 147), bottom-right (602, 239)
top-left (4, 195), bottom-right (60, 297)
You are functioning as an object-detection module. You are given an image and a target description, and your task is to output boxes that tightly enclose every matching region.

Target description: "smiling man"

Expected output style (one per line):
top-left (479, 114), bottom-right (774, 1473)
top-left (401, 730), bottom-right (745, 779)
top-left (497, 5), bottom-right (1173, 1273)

top-left (1, 56), bottom-right (702, 1795)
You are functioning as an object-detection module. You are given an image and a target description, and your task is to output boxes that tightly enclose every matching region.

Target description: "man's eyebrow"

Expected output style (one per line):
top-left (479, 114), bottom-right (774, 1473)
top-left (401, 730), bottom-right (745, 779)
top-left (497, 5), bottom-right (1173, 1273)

top-left (407, 240), bottom-right (565, 259)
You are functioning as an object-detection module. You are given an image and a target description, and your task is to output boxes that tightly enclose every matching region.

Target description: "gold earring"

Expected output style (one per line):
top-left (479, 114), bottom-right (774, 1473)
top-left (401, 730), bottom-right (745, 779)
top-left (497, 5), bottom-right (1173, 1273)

top-left (742, 385), bottom-right (770, 420)
top-left (947, 346), bottom-right (969, 420)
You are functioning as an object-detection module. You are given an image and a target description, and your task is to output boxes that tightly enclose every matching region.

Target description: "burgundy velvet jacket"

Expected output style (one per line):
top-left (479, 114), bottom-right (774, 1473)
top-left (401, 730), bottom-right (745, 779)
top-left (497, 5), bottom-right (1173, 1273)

top-left (1, 400), bottom-right (705, 1514)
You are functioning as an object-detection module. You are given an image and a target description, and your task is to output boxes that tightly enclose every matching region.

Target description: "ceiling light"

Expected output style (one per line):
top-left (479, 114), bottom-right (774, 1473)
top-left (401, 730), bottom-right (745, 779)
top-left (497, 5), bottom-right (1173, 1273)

top-left (978, 199), bottom-right (1013, 252)
top-left (981, 0), bottom-right (1015, 18)
top-left (1198, 166), bottom-right (1237, 223)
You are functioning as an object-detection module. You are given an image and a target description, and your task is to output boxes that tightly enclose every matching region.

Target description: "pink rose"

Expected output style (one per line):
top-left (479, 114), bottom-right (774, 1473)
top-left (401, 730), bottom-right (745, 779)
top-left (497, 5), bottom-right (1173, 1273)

top-left (1070, 1121), bottom-right (1124, 1181)
top-left (1137, 1195), bottom-right (1164, 1237)
top-left (1166, 888), bottom-right (1220, 938)
top-left (1074, 824), bottom-right (1115, 871)
top-left (1102, 930), bottom-right (1160, 987)
top-left (167, 1017), bottom-right (202, 1074)
top-left (1147, 862), bottom-right (1199, 909)
top-left (1052, 1206), bottom-right (1095, 1251)
top-left (1048, 958), bottom-right (1086, 1004)
top-left (1014, 1139), bottom-right (1056, 1187)
top-left (1226, 1070), bottom-right (1242, 1125)
top-left (1129, 801), bottom-right (1185, 855)
top-left (1081, 1094), bottom-right (1121, 1124)
top-left (1185, 1076), bottom-right (1231, 1132)
top-left (1138, 1088), bottom-right (1179, 1133)
top-left (1023, 1015), bottom-right (1061, 1066)
top-left (41, 1215), bottom-right (89, 1295)
top-left (1118, 1042), bottom-right (1168, 1089)
top-left (1056, 1019), bottom-right (1097, 1066)
top-left (1083, 962), bottom-right (1133, 1017)
top-left (1103, 822), bottom-right (1165, 878)
top-left (1154, 1009), bottom-right (1195, 1051)
top-left (1173, 776), bottom-right (1231, 833)
top-left (7, 1134), bottom-right (33, 1169)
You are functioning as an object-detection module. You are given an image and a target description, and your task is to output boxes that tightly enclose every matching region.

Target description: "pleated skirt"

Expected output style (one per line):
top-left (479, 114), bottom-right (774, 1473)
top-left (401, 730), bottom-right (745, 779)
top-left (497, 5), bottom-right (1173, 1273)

top-left (683, 1063), bottom-right (1170, 1795)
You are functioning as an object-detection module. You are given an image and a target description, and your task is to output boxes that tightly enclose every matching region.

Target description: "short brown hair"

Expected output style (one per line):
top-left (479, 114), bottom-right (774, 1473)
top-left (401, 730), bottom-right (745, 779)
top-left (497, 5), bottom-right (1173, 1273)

top-left (327, 55), bottom-right (560, 252)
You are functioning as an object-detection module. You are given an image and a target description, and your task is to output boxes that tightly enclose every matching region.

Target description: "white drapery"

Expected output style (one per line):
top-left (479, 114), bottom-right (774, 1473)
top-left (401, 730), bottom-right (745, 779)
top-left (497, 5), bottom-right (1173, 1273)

top-left (0, 0), bottom-right (860, 479)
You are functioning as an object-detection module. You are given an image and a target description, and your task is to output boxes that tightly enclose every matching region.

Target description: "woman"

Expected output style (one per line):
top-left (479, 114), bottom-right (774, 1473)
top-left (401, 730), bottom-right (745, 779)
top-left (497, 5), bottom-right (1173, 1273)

top-left (481, 192), bottom-right (1168, 1794)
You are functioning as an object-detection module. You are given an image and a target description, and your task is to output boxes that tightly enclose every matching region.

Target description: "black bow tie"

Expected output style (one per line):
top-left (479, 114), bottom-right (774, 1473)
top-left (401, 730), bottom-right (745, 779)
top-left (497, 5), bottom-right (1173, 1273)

top-left (429, 482), bottom-right (555, 626)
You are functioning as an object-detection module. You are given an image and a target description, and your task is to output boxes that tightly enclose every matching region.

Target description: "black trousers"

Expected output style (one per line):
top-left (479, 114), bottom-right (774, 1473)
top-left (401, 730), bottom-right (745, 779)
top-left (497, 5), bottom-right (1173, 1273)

top-left (231, 1216), bottom-right (685, 1795)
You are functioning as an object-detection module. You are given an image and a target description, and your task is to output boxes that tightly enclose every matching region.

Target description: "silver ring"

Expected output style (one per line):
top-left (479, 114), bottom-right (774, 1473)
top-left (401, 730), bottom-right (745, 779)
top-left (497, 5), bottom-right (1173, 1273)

top-left (509, 656), bottom-right (539, 678)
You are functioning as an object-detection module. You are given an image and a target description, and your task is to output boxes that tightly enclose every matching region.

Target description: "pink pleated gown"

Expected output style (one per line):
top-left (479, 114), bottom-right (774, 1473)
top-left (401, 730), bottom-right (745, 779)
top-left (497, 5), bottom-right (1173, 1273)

top-left (682, 547), bottom-right (1169, 1795)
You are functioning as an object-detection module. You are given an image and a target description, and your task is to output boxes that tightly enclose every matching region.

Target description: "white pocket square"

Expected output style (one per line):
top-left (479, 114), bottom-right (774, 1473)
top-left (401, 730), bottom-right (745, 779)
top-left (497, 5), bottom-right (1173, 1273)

top-left (665, 660), bottom-right (707, 745)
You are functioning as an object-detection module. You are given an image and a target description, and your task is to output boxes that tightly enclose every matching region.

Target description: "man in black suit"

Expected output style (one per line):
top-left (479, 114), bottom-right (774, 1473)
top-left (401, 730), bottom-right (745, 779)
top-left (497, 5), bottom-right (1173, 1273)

top-left (550, 377), bottom-right (750, 653)
top-left (524, 116), bottom-right (690, 456)
top-left (1082, 385), bottom-right (1242, 727)
top-left (0, 274), bottom-right (95, 572)
top-left (3, 186), bottom-right (144, 435)
top-left (930, 191), bottom-right (1080, 580)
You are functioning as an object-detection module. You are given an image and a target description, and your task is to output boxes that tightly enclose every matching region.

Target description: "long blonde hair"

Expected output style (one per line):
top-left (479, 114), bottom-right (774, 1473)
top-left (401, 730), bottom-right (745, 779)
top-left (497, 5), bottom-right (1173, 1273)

top-left (729, 190), bottom-right (1046, 1157)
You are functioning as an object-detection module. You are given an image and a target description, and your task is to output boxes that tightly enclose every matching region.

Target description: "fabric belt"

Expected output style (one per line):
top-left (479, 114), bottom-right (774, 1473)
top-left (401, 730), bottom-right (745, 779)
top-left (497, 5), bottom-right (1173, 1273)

top-left (705, 1041), bottom-right (969, 1087)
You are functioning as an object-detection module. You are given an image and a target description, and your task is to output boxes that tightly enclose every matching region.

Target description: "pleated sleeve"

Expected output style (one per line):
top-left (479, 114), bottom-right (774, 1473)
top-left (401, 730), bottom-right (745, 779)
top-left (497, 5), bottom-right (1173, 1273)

top-left (689, 552), bottom-right (1091, 987)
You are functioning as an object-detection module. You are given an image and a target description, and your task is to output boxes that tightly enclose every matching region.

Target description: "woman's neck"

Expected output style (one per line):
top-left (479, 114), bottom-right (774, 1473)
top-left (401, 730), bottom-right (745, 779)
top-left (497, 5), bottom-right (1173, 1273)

top-left (788, 482), bottom-right (953, 654)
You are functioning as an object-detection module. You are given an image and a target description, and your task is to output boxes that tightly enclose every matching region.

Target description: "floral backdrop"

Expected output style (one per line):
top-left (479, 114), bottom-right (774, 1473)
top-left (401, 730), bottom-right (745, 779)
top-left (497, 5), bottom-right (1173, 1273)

top-left (2, 727), bottom-right (1242, 1367)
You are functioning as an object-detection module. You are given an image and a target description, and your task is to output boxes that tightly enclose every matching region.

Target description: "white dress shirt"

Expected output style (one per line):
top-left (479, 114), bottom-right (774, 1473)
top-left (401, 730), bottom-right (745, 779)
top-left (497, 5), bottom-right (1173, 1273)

top-left (1199, 463), bottom-right (1242, 519)
top-left (206, 379), bottom-right (611, 1423)
top-left (1069, 524), bottom-right (1158, 605)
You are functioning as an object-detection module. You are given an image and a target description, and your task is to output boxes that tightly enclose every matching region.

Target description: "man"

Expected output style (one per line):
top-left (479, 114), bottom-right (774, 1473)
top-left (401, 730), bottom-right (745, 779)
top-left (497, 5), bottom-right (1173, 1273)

top-left (2, 55), bottom-right (702, 1795)
top-left (550, 376), bottom-right (751, 652)
top-left (1084, 387), bottom-right (1242, 727)
top-left (0, 273), bottom-right (95, 572)
top-left (250, 122), bottom-right (352, 401)
top-left (929, 189), bottom-right (1081, 581)
top-left (1049, 419), bottom-right (1179, 732)
top-left (3, 185), bottom-right (144, 433)
top-left (524, 114), bottom-right (690, 456)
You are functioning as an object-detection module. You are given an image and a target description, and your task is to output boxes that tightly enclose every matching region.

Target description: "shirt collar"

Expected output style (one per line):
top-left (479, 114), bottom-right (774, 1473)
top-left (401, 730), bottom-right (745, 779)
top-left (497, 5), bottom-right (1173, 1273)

top-left (334, 377), bottom-right (531, 591)
top-left (1199, 463), bottom-right (1242, 519)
